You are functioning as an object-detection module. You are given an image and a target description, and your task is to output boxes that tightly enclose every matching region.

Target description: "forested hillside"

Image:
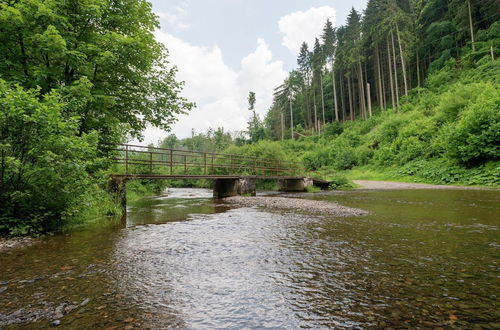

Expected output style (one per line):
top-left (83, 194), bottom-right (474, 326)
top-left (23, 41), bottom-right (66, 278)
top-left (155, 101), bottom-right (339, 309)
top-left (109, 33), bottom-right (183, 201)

top-left (237, 0), bottom-right (499, 186)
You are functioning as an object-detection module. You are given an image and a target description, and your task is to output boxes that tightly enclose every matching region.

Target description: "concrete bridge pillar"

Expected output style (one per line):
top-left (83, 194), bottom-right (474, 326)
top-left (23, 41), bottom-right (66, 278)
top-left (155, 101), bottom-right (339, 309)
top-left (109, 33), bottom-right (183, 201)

top-left (278, 178), bottom-right (313, 192)
top-left (109, 176), bottom-right (127, 208)
top-left (213, 177), bottom-right (256, 198)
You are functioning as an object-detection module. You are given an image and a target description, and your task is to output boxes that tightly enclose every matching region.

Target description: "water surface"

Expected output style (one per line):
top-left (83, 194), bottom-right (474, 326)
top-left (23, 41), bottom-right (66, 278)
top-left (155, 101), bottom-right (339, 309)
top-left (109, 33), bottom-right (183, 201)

top-left (1, 188), bottom-right (499, 328)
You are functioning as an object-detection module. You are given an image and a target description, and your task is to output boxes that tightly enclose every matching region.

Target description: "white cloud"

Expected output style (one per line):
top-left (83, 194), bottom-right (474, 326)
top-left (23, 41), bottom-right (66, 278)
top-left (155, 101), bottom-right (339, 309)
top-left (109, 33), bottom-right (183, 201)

top-left (156, 12), bottom-right (189, 31)
top-left (155, 0), bottom-right (191, 31)
top-left (278, 6), bottom-right (336, 55)
top-left (138, 32), bottom-right (287, 143)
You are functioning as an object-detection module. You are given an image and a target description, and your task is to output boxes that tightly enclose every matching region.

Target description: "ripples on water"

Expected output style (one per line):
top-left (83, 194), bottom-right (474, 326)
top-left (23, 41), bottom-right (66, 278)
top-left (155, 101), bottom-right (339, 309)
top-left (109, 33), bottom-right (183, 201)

top-left (1, 188), bottom-right (499, 329)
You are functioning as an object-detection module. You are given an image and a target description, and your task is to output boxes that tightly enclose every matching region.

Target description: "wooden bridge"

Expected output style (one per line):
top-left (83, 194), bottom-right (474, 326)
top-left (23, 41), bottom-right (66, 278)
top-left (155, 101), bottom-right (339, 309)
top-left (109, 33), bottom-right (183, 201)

top-left (107, 143), bottom-right (329, 205)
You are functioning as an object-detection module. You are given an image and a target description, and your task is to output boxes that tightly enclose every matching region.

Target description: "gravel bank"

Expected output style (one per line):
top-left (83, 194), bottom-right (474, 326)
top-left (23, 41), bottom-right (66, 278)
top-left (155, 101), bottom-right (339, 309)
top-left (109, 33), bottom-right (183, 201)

top-left (225, 196), bottom-right (368, 217)
top-left (353, 180), bottom-right (495, 190)
top-left (0, 237), bottom-right (38, 252)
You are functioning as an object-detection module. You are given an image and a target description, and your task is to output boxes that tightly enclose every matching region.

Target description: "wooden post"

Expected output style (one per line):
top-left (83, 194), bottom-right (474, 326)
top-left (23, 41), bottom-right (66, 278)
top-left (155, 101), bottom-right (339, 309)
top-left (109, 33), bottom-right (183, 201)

top-left (204, 153), bottom-right (207, 174)
top-left (169, 150), bottom-right (173, 175)
top-left (125, 145), bottom-right (129, 175)
top-left (491, 46), bottom-right (495, 60)
top-left (184, 155), bottom-right (187, 174)
top-left (149, 152), bottom-right (153, 174)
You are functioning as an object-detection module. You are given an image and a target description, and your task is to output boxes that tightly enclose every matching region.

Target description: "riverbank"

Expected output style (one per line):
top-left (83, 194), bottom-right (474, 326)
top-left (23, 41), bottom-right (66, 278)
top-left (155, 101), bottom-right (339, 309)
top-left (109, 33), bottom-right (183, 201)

top-left (224, 196), bottom-right (368, 216)
top-left (353, 180), bottom-right (496, 190)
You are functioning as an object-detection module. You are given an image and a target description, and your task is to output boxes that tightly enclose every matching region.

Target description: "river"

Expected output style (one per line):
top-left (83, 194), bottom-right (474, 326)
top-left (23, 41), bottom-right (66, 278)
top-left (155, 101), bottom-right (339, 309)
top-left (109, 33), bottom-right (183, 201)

top-left (1, 188), bottom-right (499, 329)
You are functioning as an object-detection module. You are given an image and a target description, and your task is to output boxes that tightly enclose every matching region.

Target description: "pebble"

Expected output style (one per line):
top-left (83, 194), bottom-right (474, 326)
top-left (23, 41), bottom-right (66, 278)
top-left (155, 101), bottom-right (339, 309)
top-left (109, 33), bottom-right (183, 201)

top-left (224, 196), bottom-right (368, 216)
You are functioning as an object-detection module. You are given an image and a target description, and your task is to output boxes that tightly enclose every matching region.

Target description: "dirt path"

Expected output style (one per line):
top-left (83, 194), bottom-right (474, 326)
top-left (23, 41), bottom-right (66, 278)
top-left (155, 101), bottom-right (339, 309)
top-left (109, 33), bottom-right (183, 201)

top-left (353, 180), bottom-right (492, 190)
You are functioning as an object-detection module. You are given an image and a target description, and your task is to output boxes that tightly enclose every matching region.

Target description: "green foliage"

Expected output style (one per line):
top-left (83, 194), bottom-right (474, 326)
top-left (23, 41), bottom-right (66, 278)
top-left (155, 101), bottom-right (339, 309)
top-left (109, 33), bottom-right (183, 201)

top-left (0, 80), bottom-right (100, 235)
top-left (305, 185), bottom-right (321, 193)
top-left (322, 121), bottom-right (343, 137)
top-left (442, 87), bottom-right (500, 165)
top-left (0, 0), bottom-right (193, 140)
top-left (328, 175), bottom-right (353, 189)
top-left (0, 0), bottom-right (193, 235)
top-left (225, 140), bottom-right (288, 164)
top-left (266, 59), bottom-right (499, 188)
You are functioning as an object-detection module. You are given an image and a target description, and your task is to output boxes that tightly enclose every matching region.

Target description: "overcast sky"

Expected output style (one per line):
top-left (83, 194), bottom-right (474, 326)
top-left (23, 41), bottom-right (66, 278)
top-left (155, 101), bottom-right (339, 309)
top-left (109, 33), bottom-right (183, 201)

top-left (140, 0), bottom-right (368, 144)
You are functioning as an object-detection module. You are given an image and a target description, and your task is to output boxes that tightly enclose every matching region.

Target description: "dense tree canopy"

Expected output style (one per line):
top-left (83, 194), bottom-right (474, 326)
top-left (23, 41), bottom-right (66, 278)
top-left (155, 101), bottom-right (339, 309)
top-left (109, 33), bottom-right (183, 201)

top-left (0, 0), bottom-right (193, 140)
top-left (0, 0), bottom-right (192, 233)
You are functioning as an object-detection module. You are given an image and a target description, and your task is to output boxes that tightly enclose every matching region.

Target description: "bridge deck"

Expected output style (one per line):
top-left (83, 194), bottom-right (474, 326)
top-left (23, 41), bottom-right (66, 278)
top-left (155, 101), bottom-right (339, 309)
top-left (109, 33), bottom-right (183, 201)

top-left (111, 174), bottom-right (328, 185)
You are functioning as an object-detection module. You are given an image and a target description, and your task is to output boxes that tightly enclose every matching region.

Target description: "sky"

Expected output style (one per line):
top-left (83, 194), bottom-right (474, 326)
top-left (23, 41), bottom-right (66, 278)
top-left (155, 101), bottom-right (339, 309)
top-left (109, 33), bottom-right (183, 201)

top-left (140, 0), bottom-right (368, 144)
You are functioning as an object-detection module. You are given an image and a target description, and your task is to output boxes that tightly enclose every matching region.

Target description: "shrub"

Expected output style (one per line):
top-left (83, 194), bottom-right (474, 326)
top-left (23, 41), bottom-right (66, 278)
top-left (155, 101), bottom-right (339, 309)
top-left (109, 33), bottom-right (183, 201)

top-left (0, 80), bottom-right (99, 234)
top-left (333, 149), bottom-right (357, 170)
top-left (322, 121), bottom-right (343, 137)
top-left (443, 87), bottom-right (500, 165)
top-left (328, 175), bottom-right (353, 189)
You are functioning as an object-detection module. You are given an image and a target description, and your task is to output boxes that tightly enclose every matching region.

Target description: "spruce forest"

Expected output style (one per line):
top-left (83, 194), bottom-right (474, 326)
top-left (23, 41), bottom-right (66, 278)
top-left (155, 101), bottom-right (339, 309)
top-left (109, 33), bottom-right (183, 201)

top-left (238, 0), bottom-right (499, 187)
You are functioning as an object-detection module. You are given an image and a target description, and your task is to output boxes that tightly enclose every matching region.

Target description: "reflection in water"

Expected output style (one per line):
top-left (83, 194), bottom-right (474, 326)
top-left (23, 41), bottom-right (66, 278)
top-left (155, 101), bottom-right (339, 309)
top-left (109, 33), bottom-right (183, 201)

top-left (0, 188), bottom-right (499, 328)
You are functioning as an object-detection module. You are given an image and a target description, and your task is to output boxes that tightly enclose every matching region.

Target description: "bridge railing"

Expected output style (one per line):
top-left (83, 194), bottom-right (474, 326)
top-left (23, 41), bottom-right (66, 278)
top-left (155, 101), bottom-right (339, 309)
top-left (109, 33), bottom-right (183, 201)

top-left (106, 143), bottom-right (304, 177)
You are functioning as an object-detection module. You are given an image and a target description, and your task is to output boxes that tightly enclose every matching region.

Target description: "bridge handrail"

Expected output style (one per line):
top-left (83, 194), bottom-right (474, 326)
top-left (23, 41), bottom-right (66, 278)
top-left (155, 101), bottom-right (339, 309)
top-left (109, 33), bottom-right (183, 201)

top-left (106, 143), bottom-right (301, 166)
top-left (106, 143), bottom-right (306, 176)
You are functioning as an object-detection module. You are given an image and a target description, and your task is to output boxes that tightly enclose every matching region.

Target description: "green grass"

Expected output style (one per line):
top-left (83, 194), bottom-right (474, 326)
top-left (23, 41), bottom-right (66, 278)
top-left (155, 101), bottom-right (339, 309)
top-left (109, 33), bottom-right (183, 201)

top-left (305, 185), bottom-right (321, 193)
top-left (338, 164), bottom-right (500, 188)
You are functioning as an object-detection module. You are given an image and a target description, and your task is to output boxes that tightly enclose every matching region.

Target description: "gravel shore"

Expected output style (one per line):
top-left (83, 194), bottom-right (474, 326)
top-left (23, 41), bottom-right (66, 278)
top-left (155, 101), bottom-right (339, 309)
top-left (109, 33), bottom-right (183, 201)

top-left (0, 237), bottom-right (37, 252)
top-left (225, 196), bottom-right (368, 217)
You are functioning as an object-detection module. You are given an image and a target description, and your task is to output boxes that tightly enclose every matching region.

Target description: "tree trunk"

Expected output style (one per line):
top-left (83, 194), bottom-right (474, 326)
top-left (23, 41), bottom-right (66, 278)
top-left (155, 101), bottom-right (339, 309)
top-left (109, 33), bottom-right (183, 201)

top-left (391, 30), bottom-right (400, 111)
top-left (468, 0), bottom-right (475, 52)
top-left (289, 94), bottom-right (294, 139)
top-left (340, 70), bottom-right (346, 122)
top-left (347, 73), bottom-right (354, 121)
top-left (281, 113), bottom-right (284, 140)
top-left (396, 22), bottom-right (408, 96)
top-left (304, 87), bottom-right (311, 129)
top-left (358, 61), bottom-right (366, 119)
top-left (313, 87), bottom-right (318, 132)
top-left (416, 50), bottom-right (421, 88)
top-left (332, 61), bottom-right (339, 121)
top-left (387, 38), bottom-right (396, 109)
top-left (376, 45), bottom-right (384, 109)
top-left (319, 73), bottom-right (326, 124)
top-left (367, 83), bottom-right (372, 117)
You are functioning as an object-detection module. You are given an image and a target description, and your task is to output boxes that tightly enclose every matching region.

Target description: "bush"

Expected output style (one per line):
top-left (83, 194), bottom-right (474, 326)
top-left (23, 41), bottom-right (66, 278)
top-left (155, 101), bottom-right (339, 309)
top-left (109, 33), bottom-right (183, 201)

top-left (302, 145), bottom-right (331, 170)
top-left (322, 121), bottom-right (343, 137)
top-left (443, 87), bottom-right (500, 165)
top-left (333, 149), bottom-right (357, 170)
top-left (0, 81), bottom-right (99, 235)
top-left (328, 175), bottom-right (353, 189)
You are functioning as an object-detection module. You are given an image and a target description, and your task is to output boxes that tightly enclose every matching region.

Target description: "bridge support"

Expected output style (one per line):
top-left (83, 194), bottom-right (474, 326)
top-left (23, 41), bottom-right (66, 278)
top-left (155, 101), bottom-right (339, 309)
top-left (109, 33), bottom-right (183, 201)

top-left (109, 176), bottom-right (127, 208)
top-left (278, 178), bottom-right (313, 192)
top-left (213, 177), bottom-right (256, 198)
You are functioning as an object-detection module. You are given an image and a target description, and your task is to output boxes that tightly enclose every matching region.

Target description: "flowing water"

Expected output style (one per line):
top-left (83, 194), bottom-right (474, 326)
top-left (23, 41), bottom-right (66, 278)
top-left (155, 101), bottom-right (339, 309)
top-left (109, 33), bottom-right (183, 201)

top-left (1, 188), bottom-right (499, 329)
